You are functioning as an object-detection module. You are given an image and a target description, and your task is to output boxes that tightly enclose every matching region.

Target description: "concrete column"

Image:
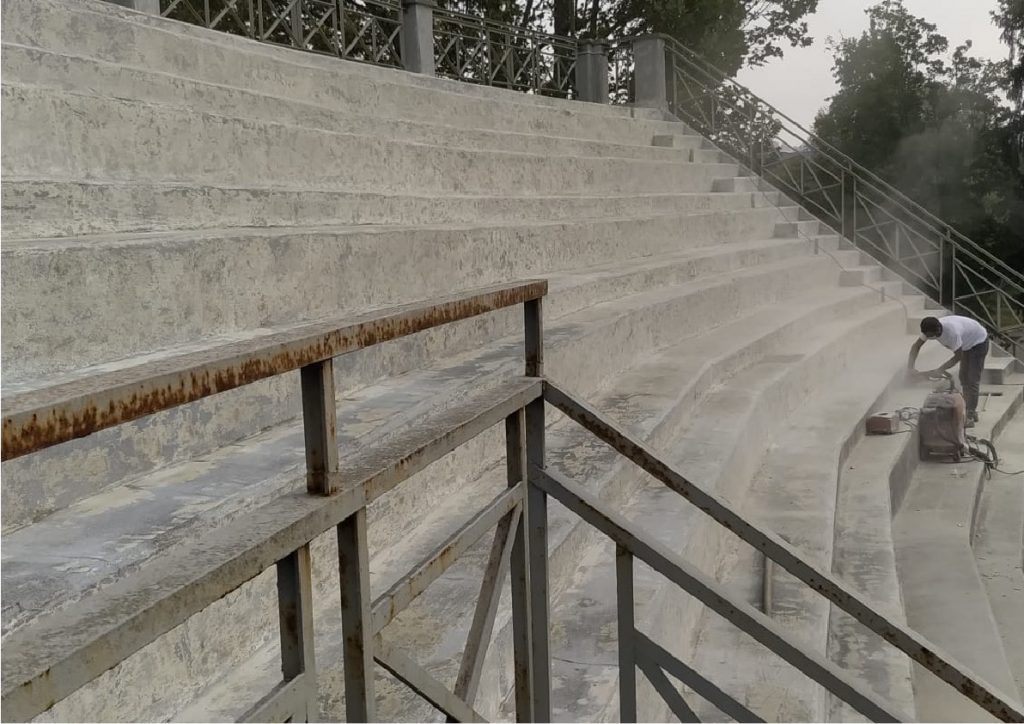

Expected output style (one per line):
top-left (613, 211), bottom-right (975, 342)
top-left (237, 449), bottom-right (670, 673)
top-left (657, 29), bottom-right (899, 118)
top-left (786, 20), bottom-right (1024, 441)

top-left (402, 0), bottom-right (436, 76)
top-left (633, 34), bottom-right (668, 110)
top-left (575, 40), bottom-right (609, 104)
top-left (107, 0), bottom-right (160, 13)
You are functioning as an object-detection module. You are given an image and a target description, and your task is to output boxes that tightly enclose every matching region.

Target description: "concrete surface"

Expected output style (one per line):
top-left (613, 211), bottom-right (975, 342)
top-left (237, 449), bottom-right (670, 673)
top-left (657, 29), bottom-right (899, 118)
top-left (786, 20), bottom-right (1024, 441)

top-left (893, 385), bottom-right (1024, 722)
top-left (2, 0), bottom-right (1020, 720)
top-left (972, 410), bottom-right (1024, 698)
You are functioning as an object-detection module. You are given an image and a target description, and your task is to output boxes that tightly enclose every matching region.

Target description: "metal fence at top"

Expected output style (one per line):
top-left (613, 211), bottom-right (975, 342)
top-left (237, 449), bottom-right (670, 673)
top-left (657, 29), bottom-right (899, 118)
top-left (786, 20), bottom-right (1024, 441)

top-left (160, 0), bottom-right (404, 68)
top-left (606, 38), bottom-right (634, 105)
top-left (659, 37), bottom-right (1024, 358)
top-left (432, 6), bottom-right (577, 97)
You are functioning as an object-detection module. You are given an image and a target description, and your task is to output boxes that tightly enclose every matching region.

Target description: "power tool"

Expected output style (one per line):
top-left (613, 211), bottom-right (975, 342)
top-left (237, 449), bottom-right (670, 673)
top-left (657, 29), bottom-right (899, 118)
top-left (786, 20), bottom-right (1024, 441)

top-left (918, 371), bottom-right (967, 461)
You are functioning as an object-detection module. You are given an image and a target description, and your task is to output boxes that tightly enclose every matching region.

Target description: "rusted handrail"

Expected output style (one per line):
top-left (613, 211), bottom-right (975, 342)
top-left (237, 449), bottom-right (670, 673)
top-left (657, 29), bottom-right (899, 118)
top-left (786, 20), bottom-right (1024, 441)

top-left (1, 280), bottom-right (547, 461)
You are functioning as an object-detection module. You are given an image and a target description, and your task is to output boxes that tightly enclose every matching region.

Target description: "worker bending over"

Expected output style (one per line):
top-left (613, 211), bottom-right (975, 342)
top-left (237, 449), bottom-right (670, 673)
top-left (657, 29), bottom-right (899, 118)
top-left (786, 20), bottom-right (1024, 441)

top-left (908, 315), bottom-right (989, 427)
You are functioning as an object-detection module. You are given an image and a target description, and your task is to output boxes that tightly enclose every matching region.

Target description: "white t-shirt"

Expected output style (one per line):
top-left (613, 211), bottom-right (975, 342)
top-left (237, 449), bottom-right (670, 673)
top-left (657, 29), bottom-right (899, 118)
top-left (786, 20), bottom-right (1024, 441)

top-left (920, 315), bottom-right (987, 352)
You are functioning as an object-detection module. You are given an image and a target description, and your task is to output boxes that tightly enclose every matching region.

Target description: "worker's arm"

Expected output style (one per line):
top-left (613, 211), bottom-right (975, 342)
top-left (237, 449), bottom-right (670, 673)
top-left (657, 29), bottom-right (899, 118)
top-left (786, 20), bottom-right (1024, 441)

top-left (929, 349), bottom-right (963, 375)
top-left (907, 337), bottom-right (925, 370)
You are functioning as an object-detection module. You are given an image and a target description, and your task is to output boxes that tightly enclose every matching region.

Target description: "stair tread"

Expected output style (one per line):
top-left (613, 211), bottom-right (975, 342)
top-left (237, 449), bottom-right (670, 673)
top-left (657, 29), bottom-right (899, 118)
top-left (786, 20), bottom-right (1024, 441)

top-left (176, 285), bottom-right (897, 722)
top-left (893, 384), bottom-right (1023, 721)
top-left (543, 298), bottom-right (909, 722)
top-left (0, 375), bottom-right (542, 697)
top-left (0, 251), bottom-right (841, 637)
top-left (972, 410), bottom-right (1024, 700)
top-left (0, 207), bottom-right (790, 254)
top-left (1, 45), bottom-right (696, 159)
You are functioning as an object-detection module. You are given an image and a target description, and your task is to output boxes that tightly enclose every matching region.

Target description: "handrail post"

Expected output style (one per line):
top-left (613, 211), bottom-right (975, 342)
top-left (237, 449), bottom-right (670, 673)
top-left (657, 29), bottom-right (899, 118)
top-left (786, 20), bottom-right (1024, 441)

top-left (523, 298), bottom-right (552, 720)
top-left (506, 408), bottom-right (535, 722)
top-left (616, 545), bottom-right (637, 722)
top-left (401, 0), bottom-right (436, 75)
top-left (338, 509), bottom-right (376, 722)
top-left (301, 360), bottom-right (340, 495)
top-left (633, 35), bottom-right (669, 111)
top-left (576, 39), bottom-right (609, 104)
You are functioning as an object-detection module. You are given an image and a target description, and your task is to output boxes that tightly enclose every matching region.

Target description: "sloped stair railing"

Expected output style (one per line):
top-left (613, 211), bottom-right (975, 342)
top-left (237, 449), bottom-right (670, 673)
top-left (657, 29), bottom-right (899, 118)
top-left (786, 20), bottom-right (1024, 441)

top-left (657, 37), bottom-right (1024, 360)
top-left (4, 283), bottom-right (1023, 722)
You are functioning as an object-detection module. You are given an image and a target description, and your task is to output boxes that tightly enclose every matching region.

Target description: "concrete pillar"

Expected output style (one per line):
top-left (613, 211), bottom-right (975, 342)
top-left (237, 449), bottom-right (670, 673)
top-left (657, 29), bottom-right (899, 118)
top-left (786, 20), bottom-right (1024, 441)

top-left (107, 0), bottom-right (160, 13)
top-left (575, 40), bottom-right (609, 104)
top-left (402, 0), bottom-right (436, 76)
top-left (633, 34), bottom-right (668, 110)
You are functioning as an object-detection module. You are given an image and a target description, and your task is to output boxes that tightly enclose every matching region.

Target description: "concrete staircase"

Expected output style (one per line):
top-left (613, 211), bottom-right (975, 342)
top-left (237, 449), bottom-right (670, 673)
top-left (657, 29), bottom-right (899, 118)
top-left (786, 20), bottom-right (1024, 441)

top-left (2, 0), bottom-right (1023, 721)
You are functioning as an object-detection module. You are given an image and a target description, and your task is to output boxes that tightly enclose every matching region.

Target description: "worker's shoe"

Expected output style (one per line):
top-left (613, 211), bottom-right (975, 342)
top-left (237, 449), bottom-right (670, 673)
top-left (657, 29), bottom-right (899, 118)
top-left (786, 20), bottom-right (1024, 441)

top-left (965, 418), bottom-right (976, 429)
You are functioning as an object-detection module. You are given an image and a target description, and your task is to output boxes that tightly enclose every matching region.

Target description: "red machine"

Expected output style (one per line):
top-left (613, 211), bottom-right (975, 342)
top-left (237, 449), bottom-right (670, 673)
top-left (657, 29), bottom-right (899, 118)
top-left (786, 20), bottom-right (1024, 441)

top-left (918, 372), bottom-right (967, 461)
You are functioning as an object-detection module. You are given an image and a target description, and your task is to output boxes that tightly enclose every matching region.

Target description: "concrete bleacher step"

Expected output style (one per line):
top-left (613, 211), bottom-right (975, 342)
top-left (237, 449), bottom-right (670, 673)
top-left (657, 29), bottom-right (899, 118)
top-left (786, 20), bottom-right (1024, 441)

top-left (824, 358), bottom-right (956, 724)
top-left (0, 47), bottom-right (696, 168)
top-left (971, 409), bottom-right (1024, 699)
top-left (1, 181), bottom-right (784, 240)
top-left (672, 325), bottom-right (925, 722)
top-left (1, 233), bottom-right (835, 537)
top-left (2, 85), bottom-right (741, 198)
top-left (893, 384), bottom-right (1024, 722)
top-left (167, 283), bottom-right (899, 722)
top-left (16, 280), bottom-right (877, 722)
top-left (1, 247), bottom-right (843, 641)
top-left (545, 296), bottom-right (910, 722)
top-left (2, 207), bottom-right (801, 384)
top-left (2, 0), bottom-right (686, 145)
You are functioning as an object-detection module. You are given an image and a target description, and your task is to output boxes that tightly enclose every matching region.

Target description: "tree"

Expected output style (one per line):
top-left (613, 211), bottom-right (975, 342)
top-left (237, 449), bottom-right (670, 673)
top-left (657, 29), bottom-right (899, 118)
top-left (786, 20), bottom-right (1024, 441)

top-left (813, 0), bottom-right (1024, 275)
top-left (993, 0), bottom-right (1024, 105)
top-left (583, 0), bottom-right (817, 75)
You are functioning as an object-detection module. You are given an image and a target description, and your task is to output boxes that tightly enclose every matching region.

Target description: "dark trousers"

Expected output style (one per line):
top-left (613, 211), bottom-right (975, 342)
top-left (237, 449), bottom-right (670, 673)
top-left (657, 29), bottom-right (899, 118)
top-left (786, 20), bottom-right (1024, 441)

top-left (959, 338), bottom-right (989, 417)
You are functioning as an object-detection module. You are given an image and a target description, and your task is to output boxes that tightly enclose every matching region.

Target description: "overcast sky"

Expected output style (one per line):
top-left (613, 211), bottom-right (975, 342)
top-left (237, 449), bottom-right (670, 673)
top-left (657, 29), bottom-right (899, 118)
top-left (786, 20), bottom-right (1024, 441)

top-left (736, 0), bottom-right (1008, 130)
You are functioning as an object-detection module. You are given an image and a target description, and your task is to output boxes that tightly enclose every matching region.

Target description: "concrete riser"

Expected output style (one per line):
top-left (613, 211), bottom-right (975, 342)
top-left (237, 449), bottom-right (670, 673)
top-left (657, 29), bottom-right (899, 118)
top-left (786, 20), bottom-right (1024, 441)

top-left (28, 283), bottom-right (882, 723)
top-left (2, 238), bottom-right (826, 533)
top-left (2, 86), bottom-right (737, 198)
top-left (1, 46), bottom-right (702, 164)
top-left (2, 0), bottom-right (684, 146)
top-left (0, 181), bottom-right (777, 240)
top-left (2, 256), bottom-right (839, 632)
top-left (2, 208), bottom-right (792, 382)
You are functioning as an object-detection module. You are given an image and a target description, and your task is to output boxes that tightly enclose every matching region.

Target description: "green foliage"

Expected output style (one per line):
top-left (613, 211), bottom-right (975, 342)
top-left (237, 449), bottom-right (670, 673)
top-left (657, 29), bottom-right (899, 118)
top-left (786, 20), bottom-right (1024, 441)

top-left (993, 0), bottom-right (1024, 104)
top-left (813, 0), bottom-right (1024, 274)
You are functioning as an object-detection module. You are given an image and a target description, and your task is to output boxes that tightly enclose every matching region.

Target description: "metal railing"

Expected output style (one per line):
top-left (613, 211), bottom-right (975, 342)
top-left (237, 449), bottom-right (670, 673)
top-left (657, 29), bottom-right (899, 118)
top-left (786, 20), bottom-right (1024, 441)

top-left (433, 7), bottom-right (577, 96)
top-left (659, 37), bottom-right (1024, 358)
top-left (0, 281), bottom-right (549, 722)
top-left (607, 38), bottom-right (634, 105)
top-left (4, 281), bottom-right (1023, 722)
top-left (160, 0), bottom-right (404, 68)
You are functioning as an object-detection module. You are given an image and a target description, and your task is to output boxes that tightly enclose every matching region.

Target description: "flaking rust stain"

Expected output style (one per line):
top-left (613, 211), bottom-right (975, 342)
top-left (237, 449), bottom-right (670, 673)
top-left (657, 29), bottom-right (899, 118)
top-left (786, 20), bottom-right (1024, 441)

top-left (3, 283), bottom-right (546, 460)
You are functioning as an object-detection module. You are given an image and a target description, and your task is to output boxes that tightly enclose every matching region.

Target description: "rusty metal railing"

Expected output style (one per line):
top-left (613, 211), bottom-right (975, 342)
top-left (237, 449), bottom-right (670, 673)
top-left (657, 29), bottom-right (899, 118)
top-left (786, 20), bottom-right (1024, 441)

top-left (0, 280), bottom-right (551, 722)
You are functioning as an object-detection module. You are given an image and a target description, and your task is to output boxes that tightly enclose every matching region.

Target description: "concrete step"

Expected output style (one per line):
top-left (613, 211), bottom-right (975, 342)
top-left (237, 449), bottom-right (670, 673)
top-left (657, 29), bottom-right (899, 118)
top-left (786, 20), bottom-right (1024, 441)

top-left (3, 279), bottom-right (879, 722)
top-left (546, 297), bottom-right (911, 722)
top-left (893, 384), bottom-right (1024, 722)
top-left (166, 285), bottom-right (894, 722)
top-left (0, 44), bottom-right (699, 167)
top-left (2, 236), bottom-right (838, 534)
top-left (1, 0), bottom-right (686, 146)
top-left (1, 251), bottom-right (845, 640)
top-left (824, 360), bottom-right (961, 723)
top-left (972, 409), bottom-right (1024, 699)
top-left (2, 84), bottom-right (739, 197)
top-left (681, 327), bottom-right (927, 722)
top-left (0, 179), bottom-right (785, 241)
top-left (1, 208), bottom-right (802, 383)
